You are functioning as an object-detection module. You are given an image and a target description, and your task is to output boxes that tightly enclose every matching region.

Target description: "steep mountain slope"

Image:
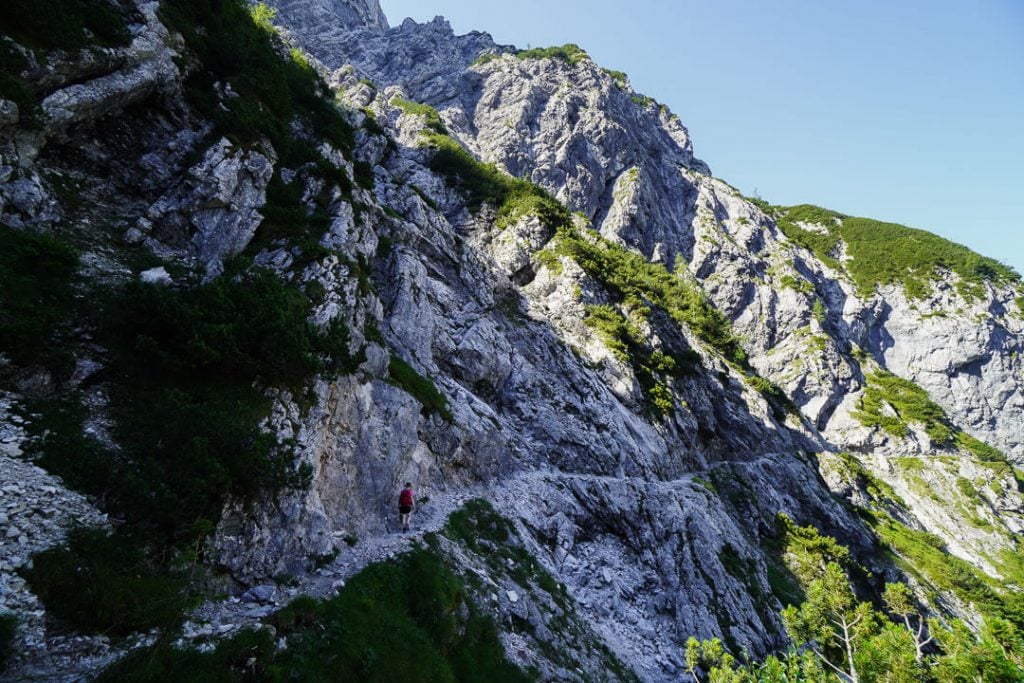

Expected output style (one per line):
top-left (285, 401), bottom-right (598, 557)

top-left (0, 0), bottom-right (1021, 680)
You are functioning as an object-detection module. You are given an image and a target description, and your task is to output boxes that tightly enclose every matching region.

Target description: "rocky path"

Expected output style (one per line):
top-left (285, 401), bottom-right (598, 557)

top-left (183, 483), bottom-right (487, 643)
top-left (0, 394), bottom-right (112, 682)
top-left (183, 456), bottom-right (785, 644)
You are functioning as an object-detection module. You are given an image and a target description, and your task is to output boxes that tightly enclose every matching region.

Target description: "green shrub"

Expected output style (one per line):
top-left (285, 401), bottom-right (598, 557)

top-left (392, 97), bottom-right (448, 135)
top-left (0, 40), bottom-right (42, 127)
top-left (101, 548), bottom-right (531, 682)
top-left (602, 68), bottom-right (628, 86)
top-left (853, 370), bottom-right (952, 443)
top-left (583, 303), bottom-right (693, 417)
top-left (864, 510), bottom-right (1024, 629)
top-left (388, 354), bottom-right (452, 421)
top-left (160, 0), bottom-right (355, 245)
top-left (0, 0), bottom-right (130, 51)
top-left (20, 528), bottom-right (192, 636)
top-left (0, 613), bottom-right (16, 674)
top-left (0, 224), bottom-right (79, 377)
top-left (516, 43), bottom-right (589, 65)
top-left (773, 204), bottom-right (1018, 299)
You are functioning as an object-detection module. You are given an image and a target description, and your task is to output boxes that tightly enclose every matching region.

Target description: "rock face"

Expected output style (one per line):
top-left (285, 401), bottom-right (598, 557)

top-left (1, 0), bottom-right (1022, 680)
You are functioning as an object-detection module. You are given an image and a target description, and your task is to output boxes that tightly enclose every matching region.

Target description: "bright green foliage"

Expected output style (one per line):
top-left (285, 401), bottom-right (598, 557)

top-left (0, 0), bottom-right (130, 51)
top-left (0, 613), bottom-right (15, 674)
top-left (852, 370), bottom-right (952, 443)
top-left (19, 528), bottom-right (193, 636)
top-left (691, 562), bottom-right (1024, 681)
top-left (602, 68), bottom-right (628, 86)
top-left (812, 298), bottom-right (826, 324)
top-left (1016, 296), bottom-right (1024, 315)
top-left (516, 43), bottom-right (589, 65)
top-left (422, 132), bottom-right (571, 231)
top-left (774, 513), bottom-right (855, 591)
top-left (583, 303), bottom-right (690, 416)
top-left (0, 225), bottom-right (79, 377)
top-left (100, 547), bottom-right (531, 683)
top-left (782, 563), bottom-right (879, 682)
top-left (471, 52), bottom-right (501, 66)
top-left (388, 354), bottom-right (452, 421)
top-left (852, 372), bottom-right (1017, 474)
top-left (552, 229), bottom-right (744, 364)
top-left (864, 509), bottom-right (1024, 629)
top-left (772, 204), bottom-right (1018, 299)
top-left (780, 274), bottom-right (814, 295)
top-left (931, 618), bottom-right (1024, 682)
top-left (392, 97), bottom-right (449, 135)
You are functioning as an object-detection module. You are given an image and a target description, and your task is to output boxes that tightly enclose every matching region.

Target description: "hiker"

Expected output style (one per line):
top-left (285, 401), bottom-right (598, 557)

top-left (398, 482), bottom-right (414, 532)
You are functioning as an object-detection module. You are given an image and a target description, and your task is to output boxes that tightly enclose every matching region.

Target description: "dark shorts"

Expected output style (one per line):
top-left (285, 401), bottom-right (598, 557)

top-left (399, 505), bottom-right (412, 515)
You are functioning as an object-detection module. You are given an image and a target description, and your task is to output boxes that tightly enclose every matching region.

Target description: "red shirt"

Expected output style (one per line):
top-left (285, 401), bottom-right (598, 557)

top-left (399, 489), bottom-right (414, 507)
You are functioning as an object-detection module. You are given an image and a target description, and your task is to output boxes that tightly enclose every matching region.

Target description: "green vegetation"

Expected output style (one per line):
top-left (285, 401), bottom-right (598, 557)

top-left (516, 43), bottom-right (589, 65)
top-left (583, 303), bottom-right (692, 415)
top-left (864, 509), bottom-right (1024, 629)
top-left (852, 371), bottom-right (1018, 478)
top-left (550, 228), bottom-right (792, 414)
top-left (0, 613), bottom-right (15, 674)
top-left (779, 274), bottom-right (814, 295)
top-left (19, 528), bottom-right (193, 636)
top-left (99, 547), bottom-right (531, 682)
top-left (392, 97), bottom-right (448, 135)
top-left (690, 515), bottom-right (1024, 681)
top-left (444, 500), bottom-right (560, 597)
top-left (0, 40), bottom-right (42, 127)
top-left (0, 0), bottom-right (130, 51)
top-left (771, 204), bottom-right (1019, 299)
top-left (853, 370), bottom-right (951, 443)
top-left (0, 224), bottom-right (79, 378)
top-left (602, 68), bottom-right (628, 86)
top-left (471, 51), bottom-right (501, 66)
top-left (388, 354), bottom-right (452, 421)
top-left (20, 269), bottom-right (361, 635)
top-left (159, 0), bottom-right (355, 256)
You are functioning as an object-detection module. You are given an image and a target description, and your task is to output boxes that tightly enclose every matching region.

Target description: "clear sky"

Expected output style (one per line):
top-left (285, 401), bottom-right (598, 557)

top-left (378, 0), bottom-right (1024, 275)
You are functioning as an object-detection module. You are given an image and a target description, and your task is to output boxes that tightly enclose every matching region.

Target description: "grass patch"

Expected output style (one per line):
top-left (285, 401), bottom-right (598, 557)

top-left (392, 97), bottom-right (448, 135)
top-left (583, 303), bottom-right (693, 416)
top-left (516, 43), bottom-right (589, 65)
top-left (0, 224), bottom-right (79, 379)
top-left (388, 354), bottom-right (452, 421)
top-left (852, 370), bottom-right (951, 443)
top-left (602, 68), bottom-right (627, 86)
top-left (863, 509), bottom-right (1024, 629)
top-left (19, 528), bottom-right (193, 637)
top-left (771, 204), bottom-right (1018, 299)
top-left (100, 547), bottom-right (532, 682)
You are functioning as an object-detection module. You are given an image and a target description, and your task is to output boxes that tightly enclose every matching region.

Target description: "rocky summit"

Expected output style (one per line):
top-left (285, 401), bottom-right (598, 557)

top-left (0, 0), bottom-right (1022, 681)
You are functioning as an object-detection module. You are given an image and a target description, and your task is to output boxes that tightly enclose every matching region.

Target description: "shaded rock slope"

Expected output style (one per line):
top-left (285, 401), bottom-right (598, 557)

top-left (0, 0), bottom-right (1021, 680)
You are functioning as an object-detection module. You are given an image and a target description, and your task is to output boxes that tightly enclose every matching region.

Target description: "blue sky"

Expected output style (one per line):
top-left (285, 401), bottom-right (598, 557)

top-left (378, 0), bottom-right (1024, 275)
